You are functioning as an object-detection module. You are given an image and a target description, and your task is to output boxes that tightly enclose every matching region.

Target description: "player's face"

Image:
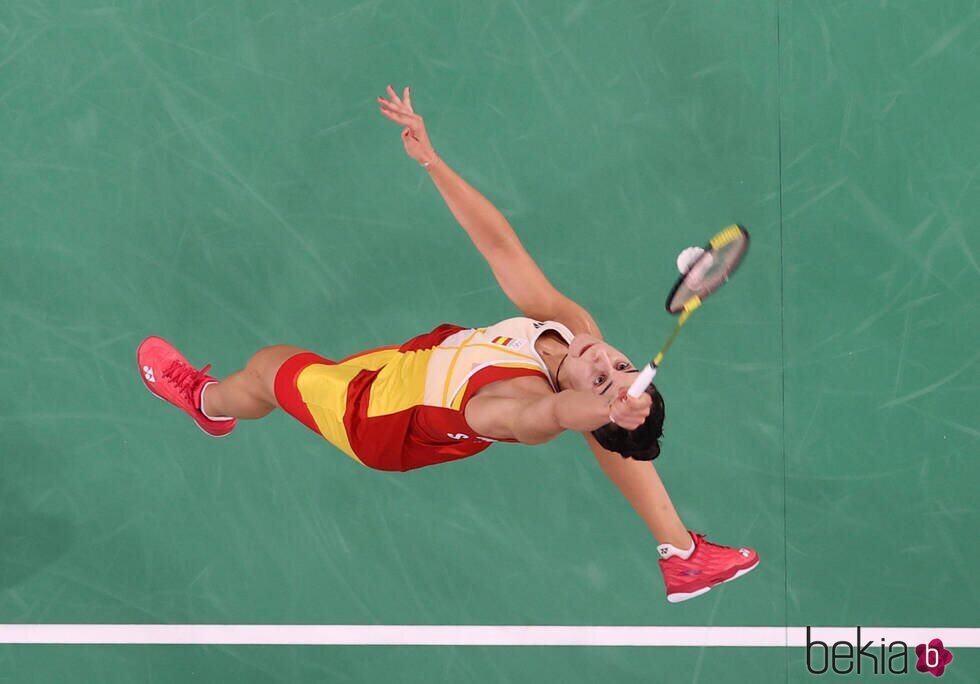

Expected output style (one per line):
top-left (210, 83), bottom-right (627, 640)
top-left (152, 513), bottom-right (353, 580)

top-left (562, 335), bottom-right (639, 395)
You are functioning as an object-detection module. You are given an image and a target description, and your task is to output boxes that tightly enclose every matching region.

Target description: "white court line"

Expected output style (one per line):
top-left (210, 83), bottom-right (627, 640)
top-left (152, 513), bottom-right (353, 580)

top-left (0, 625), bottom-right (977, 646)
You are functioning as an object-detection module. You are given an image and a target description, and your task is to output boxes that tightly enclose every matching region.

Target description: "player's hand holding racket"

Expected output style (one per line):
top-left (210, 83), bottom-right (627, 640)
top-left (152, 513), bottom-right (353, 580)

top-left (608, 388), bottom-right (652, 430)
top-left (377, 84), bottom-right (439, 168)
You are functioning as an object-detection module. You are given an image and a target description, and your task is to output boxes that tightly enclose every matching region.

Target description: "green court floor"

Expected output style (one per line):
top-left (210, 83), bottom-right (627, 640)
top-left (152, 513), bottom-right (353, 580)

top-left (1, 1), bottom-right (977, 681)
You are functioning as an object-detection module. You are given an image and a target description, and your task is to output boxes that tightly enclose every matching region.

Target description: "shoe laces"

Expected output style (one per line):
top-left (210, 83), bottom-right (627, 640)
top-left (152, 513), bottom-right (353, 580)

top-left (691, 532), bottom-right (722, 552)
top-left (691, 532), bottom-right (742, 558)
top-left (163, 359), bottom-right (212, 405)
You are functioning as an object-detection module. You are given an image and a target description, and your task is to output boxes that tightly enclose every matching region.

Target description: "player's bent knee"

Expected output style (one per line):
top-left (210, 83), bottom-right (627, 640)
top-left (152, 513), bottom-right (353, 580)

top-left (248, 345), bottom-right (311, 406)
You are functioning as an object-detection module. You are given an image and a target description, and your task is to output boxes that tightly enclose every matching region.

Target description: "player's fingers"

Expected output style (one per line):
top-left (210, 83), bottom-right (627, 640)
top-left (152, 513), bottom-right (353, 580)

top-left (404, 86), bottom-right (412, 111)
top-left (615, 393), bottom-right (650, 425)
top-left (389, 108), bottom-right (422, 132)
top-left (378, 98), bottom-right (409, 116)
top-left (377, 97), bottom-right (405, 114)
top-left (386, 84), bottom-right (403, 105)
top-left (379, 98), bottom-right (419, 127)
top-left (629, 396), bottom-right (652, 417)
top-left (621, 389), bottom-right (651, 408)
top-left (612, 411), bottom-right (641, 430)
top-left (379, 108), bottom-right (413, 126)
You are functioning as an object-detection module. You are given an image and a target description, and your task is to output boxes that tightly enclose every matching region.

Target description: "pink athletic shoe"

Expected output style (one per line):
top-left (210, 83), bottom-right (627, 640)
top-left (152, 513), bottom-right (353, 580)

top-left (137, 336), bottom-right (236, 437)
top-left (658, 531), bottom-right (759, 603)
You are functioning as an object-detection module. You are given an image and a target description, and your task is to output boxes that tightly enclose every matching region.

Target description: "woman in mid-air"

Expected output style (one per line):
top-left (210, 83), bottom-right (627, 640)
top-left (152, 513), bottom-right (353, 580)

top-left (137, 85), bottom-right (759, 603)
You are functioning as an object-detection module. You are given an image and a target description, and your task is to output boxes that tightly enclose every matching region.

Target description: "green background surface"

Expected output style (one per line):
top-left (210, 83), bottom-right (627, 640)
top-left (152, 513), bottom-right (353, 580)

top-left (1, 0), bottom-right (977, 681)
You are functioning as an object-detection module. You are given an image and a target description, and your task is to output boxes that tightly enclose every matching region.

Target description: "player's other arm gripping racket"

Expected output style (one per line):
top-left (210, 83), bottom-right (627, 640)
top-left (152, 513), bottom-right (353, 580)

top-left (627, 224), bottom-right (751, 398)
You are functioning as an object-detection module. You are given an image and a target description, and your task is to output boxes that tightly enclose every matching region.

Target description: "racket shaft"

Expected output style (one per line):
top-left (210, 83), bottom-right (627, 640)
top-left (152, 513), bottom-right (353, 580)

top-left (627, 308), bottom-right (694, 397)
top-left (652, 317), bottom-right (687, 363)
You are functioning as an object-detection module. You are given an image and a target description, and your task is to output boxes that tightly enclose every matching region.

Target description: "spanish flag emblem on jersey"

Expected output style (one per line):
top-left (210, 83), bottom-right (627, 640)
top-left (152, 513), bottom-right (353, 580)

top-left (491, 335), bottom-right (526, 350)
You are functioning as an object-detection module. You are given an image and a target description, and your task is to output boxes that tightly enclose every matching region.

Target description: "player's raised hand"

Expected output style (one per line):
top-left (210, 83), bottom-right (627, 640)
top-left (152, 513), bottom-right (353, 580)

top-left (377, 85), bottom-right (438, 167)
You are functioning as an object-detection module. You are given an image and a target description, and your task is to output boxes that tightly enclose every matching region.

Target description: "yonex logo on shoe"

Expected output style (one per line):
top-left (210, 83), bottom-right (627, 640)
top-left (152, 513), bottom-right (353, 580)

top-left (678, 569), bottom-right (702, 576)
top-left (143, 365), bottom-right (156, 383)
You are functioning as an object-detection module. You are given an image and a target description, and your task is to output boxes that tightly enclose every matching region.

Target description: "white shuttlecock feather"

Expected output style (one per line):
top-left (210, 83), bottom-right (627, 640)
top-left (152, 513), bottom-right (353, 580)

top-left (676, 246), bottom-right (705, 274)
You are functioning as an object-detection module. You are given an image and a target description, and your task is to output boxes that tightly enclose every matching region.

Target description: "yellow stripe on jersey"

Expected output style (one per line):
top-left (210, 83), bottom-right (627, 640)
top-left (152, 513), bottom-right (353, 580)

top-left (440, 342), bottom-right (536, 360)
top-left (366, 343), bottom-right (542, 417)
top-left (447, 361), bottom-right (545, 411)
top-left (442, 330), bottom-right (480, 406)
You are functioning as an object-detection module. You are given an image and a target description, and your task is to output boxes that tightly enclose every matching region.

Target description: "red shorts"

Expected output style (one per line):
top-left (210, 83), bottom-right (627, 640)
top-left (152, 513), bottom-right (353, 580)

top-left (273, 351), bottom-right (334, 435)
top-left (273, 346), bottom-right (399, 465)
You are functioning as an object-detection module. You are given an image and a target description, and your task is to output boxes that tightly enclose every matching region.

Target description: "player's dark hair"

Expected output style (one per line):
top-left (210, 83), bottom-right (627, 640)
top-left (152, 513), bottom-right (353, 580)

top-left (591, 385), bottom-right (665, 461)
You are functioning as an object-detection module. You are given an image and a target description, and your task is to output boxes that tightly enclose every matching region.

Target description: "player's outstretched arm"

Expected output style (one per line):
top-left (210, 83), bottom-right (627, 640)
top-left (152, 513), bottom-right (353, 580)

top-left (377, 85), bottom-right (600, 337)
top-left (582, 431), bottom-right (691, 548)
top-left (465, 385), bottom-right (652, 443)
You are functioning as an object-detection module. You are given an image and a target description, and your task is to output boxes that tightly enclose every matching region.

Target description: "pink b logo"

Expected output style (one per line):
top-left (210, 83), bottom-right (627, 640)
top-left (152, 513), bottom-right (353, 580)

top-left (915, 639), bottom-right (953, 677)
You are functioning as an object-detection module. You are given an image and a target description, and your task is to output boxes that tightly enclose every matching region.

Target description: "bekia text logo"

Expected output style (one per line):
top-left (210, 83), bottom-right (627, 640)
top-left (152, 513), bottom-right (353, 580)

top-left (806, 627), bottom-right (954, 677)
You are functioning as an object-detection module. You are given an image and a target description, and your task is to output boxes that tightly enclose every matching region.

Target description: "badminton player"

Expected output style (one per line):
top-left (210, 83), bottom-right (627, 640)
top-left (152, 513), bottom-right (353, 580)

top-left (137, 85), bottom-right (759, 603)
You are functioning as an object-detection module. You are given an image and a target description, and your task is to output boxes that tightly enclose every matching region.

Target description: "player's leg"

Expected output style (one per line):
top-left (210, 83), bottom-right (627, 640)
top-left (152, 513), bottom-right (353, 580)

top-left (201, 345), bottom-right (310, 420)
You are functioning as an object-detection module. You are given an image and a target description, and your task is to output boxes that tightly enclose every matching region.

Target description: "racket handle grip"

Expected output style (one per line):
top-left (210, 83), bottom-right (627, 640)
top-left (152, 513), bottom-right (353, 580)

top-left (627, 364), bottom-right (658, 398)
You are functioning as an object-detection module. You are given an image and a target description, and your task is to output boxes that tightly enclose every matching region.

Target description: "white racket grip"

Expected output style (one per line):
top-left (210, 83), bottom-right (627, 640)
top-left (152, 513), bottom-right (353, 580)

top-left (628, 364), bottom-right (658, 398)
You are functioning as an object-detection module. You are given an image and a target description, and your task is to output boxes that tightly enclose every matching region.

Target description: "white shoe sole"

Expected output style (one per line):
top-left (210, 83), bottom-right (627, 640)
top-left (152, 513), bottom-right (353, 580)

top-left (666, 560), bottom-right (760, 604)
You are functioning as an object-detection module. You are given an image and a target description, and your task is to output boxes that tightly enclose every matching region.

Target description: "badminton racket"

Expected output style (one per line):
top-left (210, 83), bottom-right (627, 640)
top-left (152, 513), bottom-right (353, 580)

top-left (627, 224), bottom-right (750, 398)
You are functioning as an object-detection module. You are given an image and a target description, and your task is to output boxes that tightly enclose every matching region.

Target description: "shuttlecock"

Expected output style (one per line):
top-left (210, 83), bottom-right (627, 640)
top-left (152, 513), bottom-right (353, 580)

top-left (676, 246), bottom-right (705, 274)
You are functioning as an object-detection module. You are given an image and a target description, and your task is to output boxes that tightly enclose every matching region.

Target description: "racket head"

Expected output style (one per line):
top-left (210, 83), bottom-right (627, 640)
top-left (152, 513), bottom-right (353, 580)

top-left (665, 224), bottom-right (750, 314)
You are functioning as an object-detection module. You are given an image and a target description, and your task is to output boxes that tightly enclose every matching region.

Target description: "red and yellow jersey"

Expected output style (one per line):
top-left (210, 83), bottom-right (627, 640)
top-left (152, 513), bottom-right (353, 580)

top-left (274, 317), bottom-right (574, 472)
